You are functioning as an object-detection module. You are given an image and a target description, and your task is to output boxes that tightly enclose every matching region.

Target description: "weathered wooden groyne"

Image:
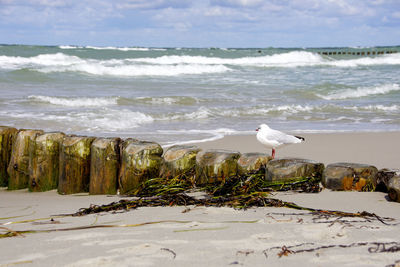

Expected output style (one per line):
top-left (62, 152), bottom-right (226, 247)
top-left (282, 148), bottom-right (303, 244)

top-left (316, 49), bottom-right (398, 56)
top-left (0, 126), bottom-right (399, 202)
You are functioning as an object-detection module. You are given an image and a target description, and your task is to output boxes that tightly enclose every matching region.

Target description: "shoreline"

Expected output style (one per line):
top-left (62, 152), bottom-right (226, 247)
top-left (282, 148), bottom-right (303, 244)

top-left (193, 131), bottom-right (400, 169)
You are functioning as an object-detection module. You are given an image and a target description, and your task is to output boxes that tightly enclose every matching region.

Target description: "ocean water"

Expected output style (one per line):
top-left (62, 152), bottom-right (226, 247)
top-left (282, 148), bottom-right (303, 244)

top-left (0, 44), bottom-right (399, 146)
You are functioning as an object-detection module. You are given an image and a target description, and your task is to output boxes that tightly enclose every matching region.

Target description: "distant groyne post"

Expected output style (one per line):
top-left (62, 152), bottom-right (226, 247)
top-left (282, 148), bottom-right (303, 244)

top-left (316, 48), bottom-right (398, 56)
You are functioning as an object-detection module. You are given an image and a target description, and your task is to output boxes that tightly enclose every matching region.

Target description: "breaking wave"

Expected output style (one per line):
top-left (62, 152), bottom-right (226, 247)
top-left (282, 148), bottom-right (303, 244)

top-left (59, 45), bottom-right (166, 51)
top-left (1, 51), bottom-right (400, 77)
top-left (325, 53), bottom-right (400, 67)
top-left (0, 53), bottom-right (230, 76)
top-left (28, 95), bottom-right (119, 107)
top-left (317, 84), bottom-right (400, 100)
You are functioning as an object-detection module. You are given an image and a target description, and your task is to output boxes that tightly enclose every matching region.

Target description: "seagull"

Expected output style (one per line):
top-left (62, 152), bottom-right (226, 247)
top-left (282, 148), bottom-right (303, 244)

top-left (256, 124), bottom-right (305, 159)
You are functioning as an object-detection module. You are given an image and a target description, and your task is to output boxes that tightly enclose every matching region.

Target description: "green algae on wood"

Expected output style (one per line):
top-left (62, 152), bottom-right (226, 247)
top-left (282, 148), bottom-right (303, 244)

top-left (89, 137), bottom-right (121, 195)
top-left (119, 139), bottom-right (163, 194)
top-left (388, 176), bottom-right (400, 202)
top-left (238, 152), bottom-right (271, 175)
top-left (266, 158), bottom-right (324, 183)
top-left (195, 149), bottom-right (241, 185)
top-left (7, 129), bottom-right (44, 190)
top-left (28, 132), bottom-right (65, 192)
top-left (322, 162), bottom-right (378, 191)
top-left (160, 145), bottom-right (201, 179)
top-left (58, 136), bottom-right (95, 195)
top-left (0, 126), bottom-right (18, 187)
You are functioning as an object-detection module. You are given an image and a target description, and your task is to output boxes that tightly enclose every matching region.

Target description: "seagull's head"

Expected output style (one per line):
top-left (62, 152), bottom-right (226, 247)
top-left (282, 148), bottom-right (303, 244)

top-left (256, 123), bottom-right (269, 132)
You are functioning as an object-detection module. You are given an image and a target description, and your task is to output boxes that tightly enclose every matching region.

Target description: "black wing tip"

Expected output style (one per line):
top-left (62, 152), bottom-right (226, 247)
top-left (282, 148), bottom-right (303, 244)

top-left (295, 136), bottom-right (305, 141)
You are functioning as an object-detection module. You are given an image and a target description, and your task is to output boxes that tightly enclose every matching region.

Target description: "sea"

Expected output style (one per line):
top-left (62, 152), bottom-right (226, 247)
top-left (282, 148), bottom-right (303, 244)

top-left (1, 44), bottom-right (399, 146)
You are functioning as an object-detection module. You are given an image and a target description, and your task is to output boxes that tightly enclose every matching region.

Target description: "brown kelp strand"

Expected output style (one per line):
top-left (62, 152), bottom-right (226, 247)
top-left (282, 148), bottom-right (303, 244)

top-left (68, 172), bottom-right (396, 221)
top-left (0, 219), bottom-right (262, 239)
top-left (386, 260), bottom-right (400, 267)
top-left (130, 170), bottom-right (321, 199)
top-left (70, 192), bottom-right (302, 216)
top-left (265, 209), bottom-right (396, 226)
top-left (206, 171), bottom-right (322, 197)
top-left (263, 241), bottom-right (400, 258)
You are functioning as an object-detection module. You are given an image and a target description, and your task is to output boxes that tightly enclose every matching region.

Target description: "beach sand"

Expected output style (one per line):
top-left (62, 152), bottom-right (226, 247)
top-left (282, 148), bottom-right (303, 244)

top-left (194, 132), bottom-right (400, 169)
top-left (1, 132), bottom-right (400, 267)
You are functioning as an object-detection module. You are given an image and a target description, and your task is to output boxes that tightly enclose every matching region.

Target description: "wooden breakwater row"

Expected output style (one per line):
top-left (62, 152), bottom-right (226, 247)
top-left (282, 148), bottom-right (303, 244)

top-left (1, 126), bottom-right (399, 201)
top-left (316, 50), bottom-right (398, 56)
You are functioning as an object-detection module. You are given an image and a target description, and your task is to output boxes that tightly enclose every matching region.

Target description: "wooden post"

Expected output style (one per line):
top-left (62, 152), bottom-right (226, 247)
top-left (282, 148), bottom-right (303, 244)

top-left (58, 136), bottom-right (95, 194)
top-left (119, 139), bottom-right (163, 194)
top-left (0, 126), bottom-right (18, 187)
top-left (89, 137), bottom-right (120, 195)
top-left (7, 129), bottom-right (44, 190)
top-left (29, 132), bottom-right (65, 192)
top-left (160, 145), bottom-right (201, 179)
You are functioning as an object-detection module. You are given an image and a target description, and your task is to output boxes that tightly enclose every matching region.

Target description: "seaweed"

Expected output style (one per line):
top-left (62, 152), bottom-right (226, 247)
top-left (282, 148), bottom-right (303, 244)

top-left (67, 171), bottom-right (394, 221)
top-left (1, 170), bottom-right (395, 240)
top-left (263, 241), bottom-right (400, 258)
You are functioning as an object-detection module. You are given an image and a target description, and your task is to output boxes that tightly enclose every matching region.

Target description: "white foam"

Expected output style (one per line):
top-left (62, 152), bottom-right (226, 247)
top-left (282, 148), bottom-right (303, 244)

top-left (2, 51), bottom-right (399, 77)
top-left (59, 45), bottom-right (167, 51)
top-left (58, 45), bottom-right (83, 49)
top-left (28, 95), bottom-right (118, 107)
top-left (136, 96), bottom-right (198, 105)
top-left (89, 109), bottom-right (154, 130)
top-left (363, 104), bottom-right (399, 111)
top-left (85, 46), bottom-right (151, 51)
top-left (326, 53), bottom-right (400, 67)
top-left (129, 51), bottom-right (324, 67)
top-left (223, 105), bottom-right (315, 117)
top-left (2, 107), bottom-right (154, 131)
top-left (0, 53), bottom-right (84, 70)
top-left (317, 83), bottom-right (400, 100)
top-left (42, 61), bottom-right (230, 76)
top-left (0, 53), bottom-right (230, 76)
top-left (128, 51), bottom-right (400, 68)
top-left (160, 128), bottom-right (240, 147)
top-left (162, 107), bottom-right (213, 121)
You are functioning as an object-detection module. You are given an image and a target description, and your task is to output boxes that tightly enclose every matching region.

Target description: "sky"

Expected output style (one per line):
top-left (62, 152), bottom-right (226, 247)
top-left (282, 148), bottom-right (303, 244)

top-left (0, 0), bottom-right (399, 48)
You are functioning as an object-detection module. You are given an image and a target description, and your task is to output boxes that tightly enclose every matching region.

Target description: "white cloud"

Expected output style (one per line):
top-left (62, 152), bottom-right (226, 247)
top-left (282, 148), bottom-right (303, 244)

top-left (211, 0), bottom-right (264, 8)
top-left (0, 0), bottom-right (399, 47)
top-left (115, 0), bottom-right (190, 10)
top-left (393, 11), bottom-right (400, 18)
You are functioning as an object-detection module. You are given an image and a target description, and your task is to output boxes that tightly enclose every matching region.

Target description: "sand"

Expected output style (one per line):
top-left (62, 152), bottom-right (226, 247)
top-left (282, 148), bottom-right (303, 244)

top-left (194, 132), bottom-right (400, 169)
top-left (1, 132), bottom-right (400, 266)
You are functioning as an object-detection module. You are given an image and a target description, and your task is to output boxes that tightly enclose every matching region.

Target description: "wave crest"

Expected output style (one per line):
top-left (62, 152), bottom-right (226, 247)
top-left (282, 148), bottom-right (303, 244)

top-left (28, 95), bottom-right (119, 107)
top-left (317, 84), bottom-right (400, 100)
top-left (2, 51), bottom-right (400, 77)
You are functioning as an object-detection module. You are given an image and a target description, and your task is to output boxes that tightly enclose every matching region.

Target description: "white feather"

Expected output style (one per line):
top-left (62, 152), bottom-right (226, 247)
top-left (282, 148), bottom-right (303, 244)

top-left (256, 124), bottom-right (303, 149)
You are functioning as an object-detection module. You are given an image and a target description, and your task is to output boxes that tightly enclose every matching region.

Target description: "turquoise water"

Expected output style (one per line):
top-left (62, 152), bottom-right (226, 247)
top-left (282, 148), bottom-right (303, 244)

top-left (0, 44), bottom-right (399, 145)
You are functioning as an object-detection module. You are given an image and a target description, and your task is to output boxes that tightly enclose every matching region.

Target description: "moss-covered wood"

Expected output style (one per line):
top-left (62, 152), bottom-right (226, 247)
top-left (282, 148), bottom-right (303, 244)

top-left (238, 152), bottom-right (271, 174)
top-left (375, 168), bottom-right (400, 192)
top-left (322, 162), bottom-right (378, 191)
top-left (160, 145), bottom-right (201, 179)
top-left (195, 149), bottom-right (241, 185)
top-left (89, 137), bottom-right (121, 195)
top-left (28, 132), bottom-right (65, 192)
top-left (7, 129), bottom-right (44, 190)
top-left (266, 158), bottom-right (324, 182)
top-left (58, 136), bottom-right (95, 195)
top-left (388, 177), bottom-right (400, 202)
top-left (0, 126), bottom-right (18, 187)
top-left (119, 139), bottom-right (163, 194)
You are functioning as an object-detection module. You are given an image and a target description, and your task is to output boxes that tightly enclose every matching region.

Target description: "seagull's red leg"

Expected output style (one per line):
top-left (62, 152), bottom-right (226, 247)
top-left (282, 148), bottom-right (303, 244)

top-left (271, 149), bottom-right (275, 159)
